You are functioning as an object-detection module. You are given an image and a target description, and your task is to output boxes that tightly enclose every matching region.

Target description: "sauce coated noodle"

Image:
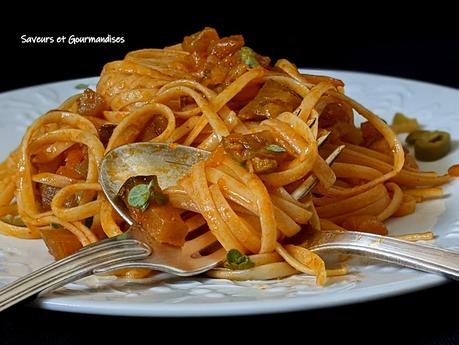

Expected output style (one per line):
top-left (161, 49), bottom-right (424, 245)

top-left (0, 28), bottom-right (454, 285)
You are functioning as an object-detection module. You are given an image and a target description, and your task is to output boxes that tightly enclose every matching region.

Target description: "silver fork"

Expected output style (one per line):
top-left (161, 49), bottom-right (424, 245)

top-left (289, 145), bottom-right (459, 280)
top-left (0, 143), bottom-right (220, 312)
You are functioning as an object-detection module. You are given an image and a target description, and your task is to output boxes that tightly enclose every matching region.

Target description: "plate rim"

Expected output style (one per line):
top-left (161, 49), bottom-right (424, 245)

top-left (33, 275), bottom-right (445, 317)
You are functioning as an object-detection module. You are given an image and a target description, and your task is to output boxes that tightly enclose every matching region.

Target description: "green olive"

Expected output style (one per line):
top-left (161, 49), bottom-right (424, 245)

top-left (392, 112), bottom-right (418, 126)
top-left (405, 130), bottom-right (431, 145)
top-left (407, 130), bottom-right (451, 161)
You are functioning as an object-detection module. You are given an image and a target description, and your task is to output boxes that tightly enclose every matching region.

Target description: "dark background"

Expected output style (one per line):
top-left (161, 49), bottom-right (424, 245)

top-left (2, 9), bottom-right (459, 91)
top-left (1, 8), bottom-right (458, 345)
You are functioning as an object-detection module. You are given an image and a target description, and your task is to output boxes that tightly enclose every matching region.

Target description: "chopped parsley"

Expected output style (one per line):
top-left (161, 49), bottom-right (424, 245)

top-left (240, 47), bottom-right (260, 68)
top-left (224, 249), bottom-right (254, 270)
top-left (127, 178), bottom-right (168, 211)
top-left (75, 83), bottom-right (89, 90)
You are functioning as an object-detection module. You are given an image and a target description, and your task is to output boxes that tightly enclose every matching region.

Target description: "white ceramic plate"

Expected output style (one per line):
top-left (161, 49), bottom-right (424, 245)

top-left (0, 70), bottom-right (458, 317)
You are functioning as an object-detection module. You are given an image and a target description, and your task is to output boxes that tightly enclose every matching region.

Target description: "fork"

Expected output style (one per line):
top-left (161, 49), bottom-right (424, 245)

top-left (289, 145), bottom-right (459, 280)
top-left (0, 143), bottom-right (220, 312)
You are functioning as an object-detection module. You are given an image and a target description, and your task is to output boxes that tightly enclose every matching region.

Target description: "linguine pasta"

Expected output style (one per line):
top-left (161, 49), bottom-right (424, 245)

top-left (0, 28), bottom-right (452, 284)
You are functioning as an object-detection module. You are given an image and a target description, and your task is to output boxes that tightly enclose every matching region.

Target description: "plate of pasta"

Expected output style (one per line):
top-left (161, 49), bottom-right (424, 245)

top-left (0, 28), bottom-right (458, 316)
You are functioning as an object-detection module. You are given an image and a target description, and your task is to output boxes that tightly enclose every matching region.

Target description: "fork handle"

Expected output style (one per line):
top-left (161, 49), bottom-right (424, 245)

top-left (311, 231), bottom-right (459, 280)
top-left (0, 238), bottom-right (150, 312)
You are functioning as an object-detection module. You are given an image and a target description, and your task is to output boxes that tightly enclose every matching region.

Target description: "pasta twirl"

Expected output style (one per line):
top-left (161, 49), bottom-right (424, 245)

top-left (0, 28), bottom-right (454, 285)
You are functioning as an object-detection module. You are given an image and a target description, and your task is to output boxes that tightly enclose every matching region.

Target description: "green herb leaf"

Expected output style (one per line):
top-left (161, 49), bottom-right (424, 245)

top-left (240, 47), bottom-right (260, 68)
top-left (51, 223), bottom-right (61, 229)
top-left (224, 249), bottom-right (254, 270)
top-left (75, 83), bottom-right (89, 90)
top-left (127, 184), bottom-right (151, 210)
top-left (226, 249), bottom-right (242, 263)
top-left (127, 178), bottom-right (168, 210)
top-left (265, 144), bottom-right (287, 153)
